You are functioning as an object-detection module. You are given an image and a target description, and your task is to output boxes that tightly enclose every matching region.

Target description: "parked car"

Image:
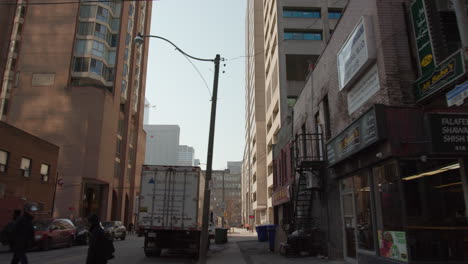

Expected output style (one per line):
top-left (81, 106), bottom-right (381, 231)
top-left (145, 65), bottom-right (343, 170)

top-left (102, 221), bottom-right (126, 240)
top-left (73, 219), bottom-right (90, 245)
top-left (33, 218), bottom-right (76, 251)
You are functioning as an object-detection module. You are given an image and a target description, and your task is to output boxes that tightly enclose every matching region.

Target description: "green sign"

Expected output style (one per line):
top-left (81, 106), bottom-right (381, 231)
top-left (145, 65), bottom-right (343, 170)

top-left (414, 50), bottom-right (466, 102)
top-left (410, 0), bottom-right (435, 76)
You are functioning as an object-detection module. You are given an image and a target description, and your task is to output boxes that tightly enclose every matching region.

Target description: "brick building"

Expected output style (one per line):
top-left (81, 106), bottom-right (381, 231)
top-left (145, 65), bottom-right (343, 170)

top-left (0, 0), bottom-right (151, 225)
top-left (0, 121), bottom-right (59, 229)
top-left (271, 0), bottom-right (468, 263)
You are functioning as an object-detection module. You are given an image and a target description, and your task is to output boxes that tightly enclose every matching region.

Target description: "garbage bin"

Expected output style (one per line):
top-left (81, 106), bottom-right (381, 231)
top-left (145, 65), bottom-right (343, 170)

top-left (215, 228), bottom-right (228, 244)
top-left (255, 225), bottom-right (268, 241)
top-left (266, 224), bottom-right (276, 251)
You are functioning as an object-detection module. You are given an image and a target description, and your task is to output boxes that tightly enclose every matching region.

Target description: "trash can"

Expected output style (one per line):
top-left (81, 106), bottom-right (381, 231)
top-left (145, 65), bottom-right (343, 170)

top-left (266, 224), bottom-right (276, 251)
top-left (255, 225), bottom-right (268, 241)
top-left (215, 228), bottom-right (228, 244)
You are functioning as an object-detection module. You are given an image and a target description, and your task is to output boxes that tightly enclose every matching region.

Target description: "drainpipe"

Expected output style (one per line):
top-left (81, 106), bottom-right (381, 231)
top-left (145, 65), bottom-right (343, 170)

top-left (451, 0), bottom-right (468, 48)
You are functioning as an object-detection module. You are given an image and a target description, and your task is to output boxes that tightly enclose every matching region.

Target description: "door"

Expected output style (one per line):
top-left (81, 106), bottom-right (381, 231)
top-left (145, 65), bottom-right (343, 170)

top-left (341, 177), bottom-right (357, 261)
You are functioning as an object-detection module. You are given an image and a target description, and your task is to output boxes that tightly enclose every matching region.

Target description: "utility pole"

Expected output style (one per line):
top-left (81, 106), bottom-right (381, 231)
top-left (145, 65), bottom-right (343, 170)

top-left (199, 54), bottom-right (221, 264)
top-left (134, 34), bottom-right (220, 264)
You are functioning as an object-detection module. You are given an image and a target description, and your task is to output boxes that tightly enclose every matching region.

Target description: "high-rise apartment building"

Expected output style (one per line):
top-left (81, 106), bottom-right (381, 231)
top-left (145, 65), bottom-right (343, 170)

top-left (243, 0), bottom-right (347, 225)
top-left (0, 0), bottom-right (151, 224)
top-left (177, 145), bottom-right (195, 166)
top-left (144, 125), bottom-right (180, 166)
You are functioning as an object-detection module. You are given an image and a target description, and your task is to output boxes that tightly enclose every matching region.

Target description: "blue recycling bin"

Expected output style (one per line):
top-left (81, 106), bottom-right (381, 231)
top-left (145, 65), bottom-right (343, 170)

top-left (255, 225), bottom-right (268, 241)
top-left (266, 224), bottom-right (276, 251)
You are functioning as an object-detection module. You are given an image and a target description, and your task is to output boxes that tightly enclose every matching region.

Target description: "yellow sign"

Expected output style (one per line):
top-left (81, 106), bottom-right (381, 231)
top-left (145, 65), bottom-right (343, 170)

top-left (420, 54), bottom-right (433, 67)
top-left (338, 127), bottom-right (360, 152)
top-left (140, 207), bottom-right (148, 212)
top-left (421, 61), bottom-right (455, 93)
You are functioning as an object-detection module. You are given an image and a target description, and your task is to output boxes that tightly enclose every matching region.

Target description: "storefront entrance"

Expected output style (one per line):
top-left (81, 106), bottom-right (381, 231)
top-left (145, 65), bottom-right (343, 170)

top-left (341, 177), bottom-right (357, 261)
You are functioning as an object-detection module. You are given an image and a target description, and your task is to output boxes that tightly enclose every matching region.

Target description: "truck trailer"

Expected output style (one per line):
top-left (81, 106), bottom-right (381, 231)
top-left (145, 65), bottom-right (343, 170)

top-left (138, 165), bottom-right (206, 257)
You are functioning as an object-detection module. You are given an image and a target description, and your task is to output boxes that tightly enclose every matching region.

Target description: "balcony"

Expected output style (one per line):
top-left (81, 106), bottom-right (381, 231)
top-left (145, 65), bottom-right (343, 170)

top-left (294, 133), bottom-right (325, 170)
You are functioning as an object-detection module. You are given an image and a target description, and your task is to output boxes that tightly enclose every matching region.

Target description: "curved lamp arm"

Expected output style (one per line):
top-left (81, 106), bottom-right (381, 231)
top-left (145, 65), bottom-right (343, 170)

top-left (135, 33), bottom-right (215, 62)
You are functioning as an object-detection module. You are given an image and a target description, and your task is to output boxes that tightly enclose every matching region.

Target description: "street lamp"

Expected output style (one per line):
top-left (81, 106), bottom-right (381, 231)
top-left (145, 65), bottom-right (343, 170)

top-left (135, 33), bottom-right (220, 264)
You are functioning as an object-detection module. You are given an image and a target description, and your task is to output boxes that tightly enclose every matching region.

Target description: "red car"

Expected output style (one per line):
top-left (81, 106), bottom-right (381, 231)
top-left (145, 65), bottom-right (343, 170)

top-left (33, 218), bottom-right (76, 250)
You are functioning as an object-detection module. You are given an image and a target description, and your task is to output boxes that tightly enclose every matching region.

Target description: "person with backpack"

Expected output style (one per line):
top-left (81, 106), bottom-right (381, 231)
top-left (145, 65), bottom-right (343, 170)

top-left (86, 214), bottom-right (115, 264)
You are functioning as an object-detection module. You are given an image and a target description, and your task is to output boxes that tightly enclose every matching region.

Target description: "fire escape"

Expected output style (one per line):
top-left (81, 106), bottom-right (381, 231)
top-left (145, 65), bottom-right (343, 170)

top-left (285, 133), bottom-right (325, 255)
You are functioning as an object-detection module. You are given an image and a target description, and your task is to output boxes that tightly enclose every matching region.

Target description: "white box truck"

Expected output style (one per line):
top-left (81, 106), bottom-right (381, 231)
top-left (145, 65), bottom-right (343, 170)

top-left (138, 165), bottom-right (207, 257)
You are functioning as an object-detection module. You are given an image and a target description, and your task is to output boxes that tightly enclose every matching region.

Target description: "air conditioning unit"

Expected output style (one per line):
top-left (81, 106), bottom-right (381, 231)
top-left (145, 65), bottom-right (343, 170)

top-left (304, 171), bottom-right (320, 189)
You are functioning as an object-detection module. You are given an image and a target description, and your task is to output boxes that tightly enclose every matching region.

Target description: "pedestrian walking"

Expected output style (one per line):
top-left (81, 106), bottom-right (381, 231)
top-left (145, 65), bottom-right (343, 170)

top-left (86, 214), bottom-right (115, 264)
top-left (128, 223), bottom-right (133, 235)
top-left (1, 209), bottom-right (21, 250)
top-left (10, 204), bottom-right (36, 264)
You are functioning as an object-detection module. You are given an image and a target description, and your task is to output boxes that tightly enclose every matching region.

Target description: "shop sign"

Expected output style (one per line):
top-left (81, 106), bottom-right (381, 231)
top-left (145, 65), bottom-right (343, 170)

top-left (378, 230), bottom-right (408, 262)
top-left (414, 49), bottom-right (465, 102)
top-left (337, 16), bottom-right (376, 91)
top-left (428, 113), bottom-right (468, 152)
top-left (249, 215), bottom-right (254, 219)
top-left (347, 64), bottom-right (380, 114)
top-left (410, 0), bottom-right (435, 76)
top-left (327, 105), bottom-right (384, 166)
top-left (446, 81), bottom-right (468, 107)
top-left (272, 185), bottom-right (290, 206)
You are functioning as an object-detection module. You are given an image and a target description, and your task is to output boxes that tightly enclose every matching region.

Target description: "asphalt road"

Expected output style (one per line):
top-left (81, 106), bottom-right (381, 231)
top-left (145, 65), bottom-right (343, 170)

top-left (0, 235), bottom-right (197, 264)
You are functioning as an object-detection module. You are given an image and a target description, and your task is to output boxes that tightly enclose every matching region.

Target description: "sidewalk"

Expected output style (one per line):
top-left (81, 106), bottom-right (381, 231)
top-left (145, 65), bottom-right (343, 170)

top-left (208, 228), bottom-right (346, 264)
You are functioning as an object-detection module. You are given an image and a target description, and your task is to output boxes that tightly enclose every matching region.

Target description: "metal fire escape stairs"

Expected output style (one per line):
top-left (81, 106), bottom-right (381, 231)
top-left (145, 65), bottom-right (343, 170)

top-left (291, 133), bottom-right (324, 234)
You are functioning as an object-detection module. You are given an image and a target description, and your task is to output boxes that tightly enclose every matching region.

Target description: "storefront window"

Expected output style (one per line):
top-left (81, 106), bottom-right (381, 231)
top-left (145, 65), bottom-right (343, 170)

top-left (401, 159), bottom-right (468, 262)
top-left (354, 173), bottom-right (374, 251)
top-left (373, 162), bottom-right (408, 262)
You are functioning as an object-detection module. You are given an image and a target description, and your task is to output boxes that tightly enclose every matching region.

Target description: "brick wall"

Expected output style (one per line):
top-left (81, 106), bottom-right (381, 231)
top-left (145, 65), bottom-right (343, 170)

top-left (0, 121), bottom-right (59, 228)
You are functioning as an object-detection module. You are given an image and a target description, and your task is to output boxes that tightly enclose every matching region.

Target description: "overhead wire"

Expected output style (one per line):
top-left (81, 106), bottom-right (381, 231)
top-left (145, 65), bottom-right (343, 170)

top-left (0, 0), bottom-right (157, 6)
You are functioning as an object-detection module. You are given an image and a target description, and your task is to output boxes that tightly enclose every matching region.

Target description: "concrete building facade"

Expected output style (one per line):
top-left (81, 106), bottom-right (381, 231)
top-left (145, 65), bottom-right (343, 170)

top-left (208, 162), bottom-right (242, 227)
top-left (0, 0), bottom-right (151, 225)
top-left (177, 145), bottom-right (195, 166)
top-left (144, 125), bottom-right (180, 166)
top-left (243, 0), bottom-right (348, 226)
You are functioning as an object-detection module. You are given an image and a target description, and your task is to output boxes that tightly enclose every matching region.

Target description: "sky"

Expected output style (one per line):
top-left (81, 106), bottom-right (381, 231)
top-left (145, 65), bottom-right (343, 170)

top-left (145, 0), bottom-right (247, 170)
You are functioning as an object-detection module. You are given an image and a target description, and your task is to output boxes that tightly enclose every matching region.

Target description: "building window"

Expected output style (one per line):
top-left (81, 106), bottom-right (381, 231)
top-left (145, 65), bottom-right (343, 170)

top-left (283, 9), bottom-right (320, 18)
top-left (123, 64), bottom-right (128, 76)
top-left (110, 34), bottom-right (118, 48)
top-left (114, 161), bottom-right (121, 179)
top-left (284, 31), bottom-right (322, 40)
top-left (96, 6), bottom-right (109, 22)
top-left (40, 164), bottom-right (50, 182)
top-left (73, 57), bottom-right (89, 72)
top-left (94, 23), bottom-right (107, 39)
top-left (128, 4), bottom-right (134, 16)
top-left (124, 48), bottom-right (129, 60)
top-left (92, 40), bottom-right (105, 57)
top-left (79, 5), bottom-right (94, 19)
top-left (125, 33), bottom-right (131, 45)
top-left (102, 66), bottom-right (114, 82)
top-left (0, 150), bottom-right (8, 172)
top-left (121, 79), bottom-right (127, 94)
top-left (77, 22), bottom-right (93, 35)
top-left (328, 10), bottom-right (342, 19)
top-left (116, 138), bottom-right (122, 155)
top-left (90, 59), bottom-right (103, 75)
top-left (20, 157), bottom-right (31, 177)
top-left (401, 159), bottom-right (467, 261)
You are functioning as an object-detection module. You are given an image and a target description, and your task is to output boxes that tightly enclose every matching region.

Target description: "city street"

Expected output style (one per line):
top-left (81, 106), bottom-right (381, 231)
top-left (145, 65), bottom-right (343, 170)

top-left (0, 229), bottom-right (347, 264)
top-left (0, 235), bottom-right (194, 264)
